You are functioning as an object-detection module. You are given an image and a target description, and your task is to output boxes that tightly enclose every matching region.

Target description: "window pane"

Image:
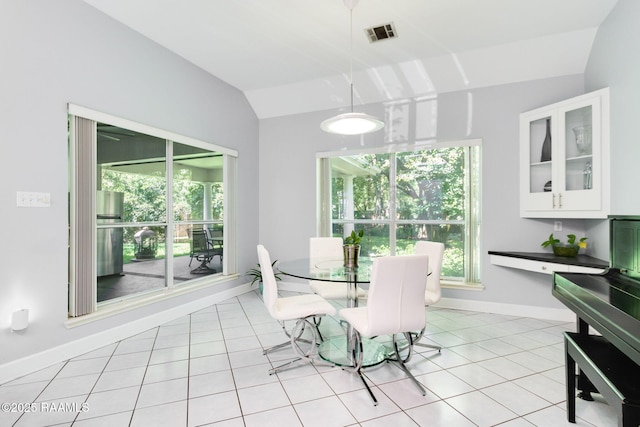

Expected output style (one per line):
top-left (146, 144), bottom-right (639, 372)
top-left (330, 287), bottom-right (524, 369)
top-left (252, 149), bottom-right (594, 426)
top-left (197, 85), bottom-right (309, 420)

top-left (97, 124), bottom-right (168, 302)
top-left (97, 225), bottom-right (166, 302)
top-left (324, 143), bottom-right (478, 283)
top-left (332, 223), bottom-right (390, 257)
top-left (396, 224), bottom-right (465, 279)
top-left (172, 143), bottom-right (224, 222)
top-left (331, 154), bottom-right (390, 220)
top-left (98, 123), bottom-right (167, 223)
top-left (396, 148), bottom-right (465, 221)
top-left (173, 223), bottom-right (223, 280)
top-left (172, 143), bottom-right (224, 280)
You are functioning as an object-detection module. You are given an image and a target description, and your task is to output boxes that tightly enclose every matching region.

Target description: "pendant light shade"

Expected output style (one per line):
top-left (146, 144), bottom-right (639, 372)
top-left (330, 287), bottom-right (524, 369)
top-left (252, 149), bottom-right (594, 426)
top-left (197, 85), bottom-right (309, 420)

top-left (321, 112), bottom-right (385, 135)
top-left (321, 0), bottom-right (384, 136)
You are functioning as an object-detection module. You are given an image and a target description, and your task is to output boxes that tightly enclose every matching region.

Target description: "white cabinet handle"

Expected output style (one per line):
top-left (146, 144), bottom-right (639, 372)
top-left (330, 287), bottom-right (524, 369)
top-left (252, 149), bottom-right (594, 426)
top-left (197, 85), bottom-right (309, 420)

top-left (552, 193), bottom-right (556, 208)
top-left (559, 193), bottom-right (563, 208)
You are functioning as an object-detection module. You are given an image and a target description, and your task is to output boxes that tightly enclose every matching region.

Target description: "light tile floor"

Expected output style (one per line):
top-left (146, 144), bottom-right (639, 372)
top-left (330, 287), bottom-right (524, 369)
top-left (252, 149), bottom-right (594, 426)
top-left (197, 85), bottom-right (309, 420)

top-left (0, 290), bottom-right (618, 426)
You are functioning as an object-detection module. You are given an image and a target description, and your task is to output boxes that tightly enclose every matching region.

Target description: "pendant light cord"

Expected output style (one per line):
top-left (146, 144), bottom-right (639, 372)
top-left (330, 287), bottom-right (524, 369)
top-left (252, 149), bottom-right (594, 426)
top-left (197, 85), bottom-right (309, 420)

top-left (320, 0), bottom-right (384, 135)
top-left (349, 6), bottom-right (354, 113)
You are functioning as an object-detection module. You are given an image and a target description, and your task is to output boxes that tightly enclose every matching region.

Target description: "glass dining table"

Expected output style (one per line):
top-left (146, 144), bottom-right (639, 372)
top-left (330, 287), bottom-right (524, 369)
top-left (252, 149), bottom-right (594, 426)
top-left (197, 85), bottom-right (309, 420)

top-left (277, 257), bottom-right (389, 368)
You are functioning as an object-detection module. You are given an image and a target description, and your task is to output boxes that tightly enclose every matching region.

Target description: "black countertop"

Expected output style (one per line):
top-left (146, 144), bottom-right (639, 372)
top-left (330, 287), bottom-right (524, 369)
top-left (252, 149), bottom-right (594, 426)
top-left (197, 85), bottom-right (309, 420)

top-left (489, 251), bottom-right (609, 269)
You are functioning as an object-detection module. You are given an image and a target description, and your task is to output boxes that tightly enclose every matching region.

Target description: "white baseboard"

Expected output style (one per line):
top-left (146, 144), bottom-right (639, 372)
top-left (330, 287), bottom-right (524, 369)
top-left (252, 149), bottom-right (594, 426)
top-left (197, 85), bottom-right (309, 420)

top-left (0, 284), bottom-right (253, 385)
top-left (435, 297), bottom-right (575, 322)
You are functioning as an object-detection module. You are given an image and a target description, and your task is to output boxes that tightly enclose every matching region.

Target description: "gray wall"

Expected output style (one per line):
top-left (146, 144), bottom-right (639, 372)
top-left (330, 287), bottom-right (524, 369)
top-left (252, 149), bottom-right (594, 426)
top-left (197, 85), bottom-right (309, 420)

top-left (580, 0), bottom-right (640, 259)
top-left (585, 0), bottom-right (640, 216)
top-left (0, 0), bottom-right (258, 366)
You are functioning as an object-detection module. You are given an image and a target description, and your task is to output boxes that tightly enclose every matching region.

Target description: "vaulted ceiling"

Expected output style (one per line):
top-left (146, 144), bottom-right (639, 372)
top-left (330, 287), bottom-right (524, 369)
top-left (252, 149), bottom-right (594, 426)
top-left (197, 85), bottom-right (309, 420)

top-left (83, 0), bottom-right (618, 119)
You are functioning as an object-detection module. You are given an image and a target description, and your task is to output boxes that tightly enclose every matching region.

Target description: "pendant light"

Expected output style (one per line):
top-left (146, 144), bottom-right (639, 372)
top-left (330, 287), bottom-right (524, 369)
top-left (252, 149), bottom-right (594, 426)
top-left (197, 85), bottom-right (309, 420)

top-left (321, 0), bottom-right (384, 135)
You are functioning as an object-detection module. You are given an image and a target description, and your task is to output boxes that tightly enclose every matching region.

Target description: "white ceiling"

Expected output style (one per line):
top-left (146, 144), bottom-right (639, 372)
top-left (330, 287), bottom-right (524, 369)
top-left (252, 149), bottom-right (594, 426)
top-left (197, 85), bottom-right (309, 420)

top-left (82, 0), bottom-right (618, 119)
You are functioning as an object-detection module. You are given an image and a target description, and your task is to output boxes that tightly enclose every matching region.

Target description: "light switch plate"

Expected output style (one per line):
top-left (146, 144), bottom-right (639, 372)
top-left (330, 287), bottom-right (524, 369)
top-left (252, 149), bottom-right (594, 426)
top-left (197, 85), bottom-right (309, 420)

top-left (17, 191), bottom-right (51, 207)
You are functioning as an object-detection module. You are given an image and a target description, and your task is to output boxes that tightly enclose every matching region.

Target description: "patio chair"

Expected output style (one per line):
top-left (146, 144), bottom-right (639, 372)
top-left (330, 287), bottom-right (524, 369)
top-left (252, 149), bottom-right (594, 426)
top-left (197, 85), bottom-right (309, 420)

top-left (189, 229), bottom-right (215, 274)
top-left (207, 226), bottom-right (224, 265)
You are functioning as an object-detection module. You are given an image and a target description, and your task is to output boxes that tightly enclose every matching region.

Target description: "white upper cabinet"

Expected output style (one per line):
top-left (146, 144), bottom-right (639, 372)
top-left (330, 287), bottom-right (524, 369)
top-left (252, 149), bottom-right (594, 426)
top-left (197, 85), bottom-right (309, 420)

top-left (520, 88), bottom-right (610, 218)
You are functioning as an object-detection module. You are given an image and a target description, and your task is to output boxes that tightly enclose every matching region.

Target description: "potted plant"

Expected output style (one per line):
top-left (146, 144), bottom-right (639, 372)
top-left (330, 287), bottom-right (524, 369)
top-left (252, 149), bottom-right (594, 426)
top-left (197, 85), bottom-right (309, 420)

top-left (343, 229), bottom-right (364, 268)
top-left (245, 260), bottom-right (281, 294)
top-left (541, 233), bottom-right (587, 257)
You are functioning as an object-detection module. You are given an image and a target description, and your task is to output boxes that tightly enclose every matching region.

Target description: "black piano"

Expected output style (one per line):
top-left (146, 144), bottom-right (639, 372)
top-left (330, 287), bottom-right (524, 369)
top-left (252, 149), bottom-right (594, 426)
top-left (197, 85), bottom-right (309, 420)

top-left (553, 216), bottom-right (640, 426)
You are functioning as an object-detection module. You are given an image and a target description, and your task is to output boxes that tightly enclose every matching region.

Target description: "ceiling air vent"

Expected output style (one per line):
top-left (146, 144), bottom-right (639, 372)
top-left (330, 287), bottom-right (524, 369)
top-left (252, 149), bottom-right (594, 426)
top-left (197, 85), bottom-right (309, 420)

top-left (365, 22), bottom-right (397, 43)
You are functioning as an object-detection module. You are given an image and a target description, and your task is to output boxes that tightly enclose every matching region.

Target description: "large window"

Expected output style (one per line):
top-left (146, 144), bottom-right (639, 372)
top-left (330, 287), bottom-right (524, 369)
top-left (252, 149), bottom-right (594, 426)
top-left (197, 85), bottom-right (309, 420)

top-left (68, 105), bottom-right (237, 316)
top-left (318, 140), bottom-right (481, 285)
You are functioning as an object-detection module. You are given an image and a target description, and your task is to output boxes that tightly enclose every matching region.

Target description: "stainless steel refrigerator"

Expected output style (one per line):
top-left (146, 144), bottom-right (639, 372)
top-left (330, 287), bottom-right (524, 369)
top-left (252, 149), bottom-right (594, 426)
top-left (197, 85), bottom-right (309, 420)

top-left (97, 190), bottom-right (124, 277)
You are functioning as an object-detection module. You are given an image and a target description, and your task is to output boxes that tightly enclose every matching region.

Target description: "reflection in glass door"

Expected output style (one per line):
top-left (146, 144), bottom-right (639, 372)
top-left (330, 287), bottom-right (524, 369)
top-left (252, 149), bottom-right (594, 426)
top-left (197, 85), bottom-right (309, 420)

top-left (528, 115), bottom-right (553, 194)
top-left (172, 142), bottom-right (224, 281)
top-left (96, 123), bottom-right (167, 302)
top-left (564, 105), bottom-right (593, 192)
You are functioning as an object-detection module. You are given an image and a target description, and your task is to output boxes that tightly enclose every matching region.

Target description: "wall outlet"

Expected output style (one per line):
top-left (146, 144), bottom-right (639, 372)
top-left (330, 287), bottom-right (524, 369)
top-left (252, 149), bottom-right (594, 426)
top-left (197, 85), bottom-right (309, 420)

top-left (554, 221), bottom-right (562, 231)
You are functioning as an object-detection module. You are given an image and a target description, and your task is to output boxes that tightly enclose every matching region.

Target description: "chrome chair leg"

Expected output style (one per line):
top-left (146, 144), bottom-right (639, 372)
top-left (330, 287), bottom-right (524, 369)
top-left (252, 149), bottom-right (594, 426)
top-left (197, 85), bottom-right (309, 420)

top-left (266, 317), bottom-right (334, 375)
top-left (262, 340), bottom-right (291, 355)
top-left (415, 342), bottom-right (442, 351)
top-left (344, 333), bottom-right (426, 406)
top-left (269, 357), bottom-right (303, 375)
top-left (357, 370), bottom-right (378, 406)
top-left (343, 331), bottom-right (379, 406)
top-left (263, 318), bottom-right (312, 355)
top-left (412, 327), bottom-right (441, 352)
top-left (290, 318), bottom-right (317, 358)
top-left (389, 333), bottom-right (426, 396)
top-left (389, 359), bottom-right (426, 396)
top-left (312, 316), bottom-right (325, 342)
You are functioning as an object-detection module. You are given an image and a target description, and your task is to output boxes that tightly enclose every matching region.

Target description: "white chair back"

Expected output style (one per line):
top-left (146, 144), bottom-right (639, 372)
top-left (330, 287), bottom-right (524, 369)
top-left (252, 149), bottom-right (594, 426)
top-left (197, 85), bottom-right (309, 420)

top-left (365, 255), bottom-right (428, 336)
top-left (414, 241), bottom-right (445, 305)
top-left (257, 245), bottom-right (279, 318)
top-left (310, 237), bottom-right (343, 260)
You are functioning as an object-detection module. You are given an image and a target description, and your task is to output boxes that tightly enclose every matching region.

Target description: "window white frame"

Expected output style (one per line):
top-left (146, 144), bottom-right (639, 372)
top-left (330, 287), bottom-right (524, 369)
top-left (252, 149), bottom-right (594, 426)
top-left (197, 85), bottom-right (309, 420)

top-left (68, 104), bottom-right (238, 317)
top-left (317, 139), bottom-right (482, 288)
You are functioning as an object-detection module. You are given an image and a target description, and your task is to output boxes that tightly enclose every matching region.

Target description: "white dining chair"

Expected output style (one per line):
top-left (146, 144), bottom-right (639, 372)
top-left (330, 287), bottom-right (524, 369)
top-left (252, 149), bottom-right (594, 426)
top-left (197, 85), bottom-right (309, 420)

top-left (309, 237), bottom-right (367, 300)
top-left (339, 255), bottom-right (429, 405)
top-left (413, 240), bottom-right (445, 351)
top-left (257, 244), bottom-right (337, 374)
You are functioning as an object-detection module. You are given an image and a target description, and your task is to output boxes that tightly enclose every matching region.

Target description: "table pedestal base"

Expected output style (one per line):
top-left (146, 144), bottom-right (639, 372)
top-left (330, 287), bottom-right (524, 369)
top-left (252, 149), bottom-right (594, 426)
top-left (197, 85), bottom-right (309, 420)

top-left (318, 336), bottom-right (387, 368)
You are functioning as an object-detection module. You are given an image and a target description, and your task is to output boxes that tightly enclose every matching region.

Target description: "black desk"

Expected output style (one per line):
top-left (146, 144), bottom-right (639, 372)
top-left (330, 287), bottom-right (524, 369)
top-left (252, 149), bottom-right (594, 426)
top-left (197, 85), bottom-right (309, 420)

top-left (489, 251), bottom-right (608, 269)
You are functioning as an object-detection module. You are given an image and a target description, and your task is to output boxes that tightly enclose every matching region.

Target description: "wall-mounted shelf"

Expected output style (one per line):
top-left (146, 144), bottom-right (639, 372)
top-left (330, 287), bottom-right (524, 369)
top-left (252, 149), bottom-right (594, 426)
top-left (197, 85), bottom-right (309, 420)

top-left (489, 251), bottom-right (608, 275)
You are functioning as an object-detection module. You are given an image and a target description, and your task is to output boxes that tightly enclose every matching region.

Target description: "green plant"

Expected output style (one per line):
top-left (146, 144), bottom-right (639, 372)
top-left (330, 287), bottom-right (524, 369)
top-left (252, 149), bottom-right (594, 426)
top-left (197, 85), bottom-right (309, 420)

top-left (245, 261), bottom-right (281, 286)
top-left (344, 229), bottom-right (364, 246)
top-left (541, 233), bottom-right (587, 249)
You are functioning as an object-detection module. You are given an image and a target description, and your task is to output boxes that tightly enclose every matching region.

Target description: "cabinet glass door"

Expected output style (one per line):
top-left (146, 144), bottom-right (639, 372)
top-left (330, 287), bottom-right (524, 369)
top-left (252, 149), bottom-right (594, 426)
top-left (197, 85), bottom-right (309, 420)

top-left (528, 115), bottom-right (553, 195)
top-left (563, 105), bottom-right (593, 192)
